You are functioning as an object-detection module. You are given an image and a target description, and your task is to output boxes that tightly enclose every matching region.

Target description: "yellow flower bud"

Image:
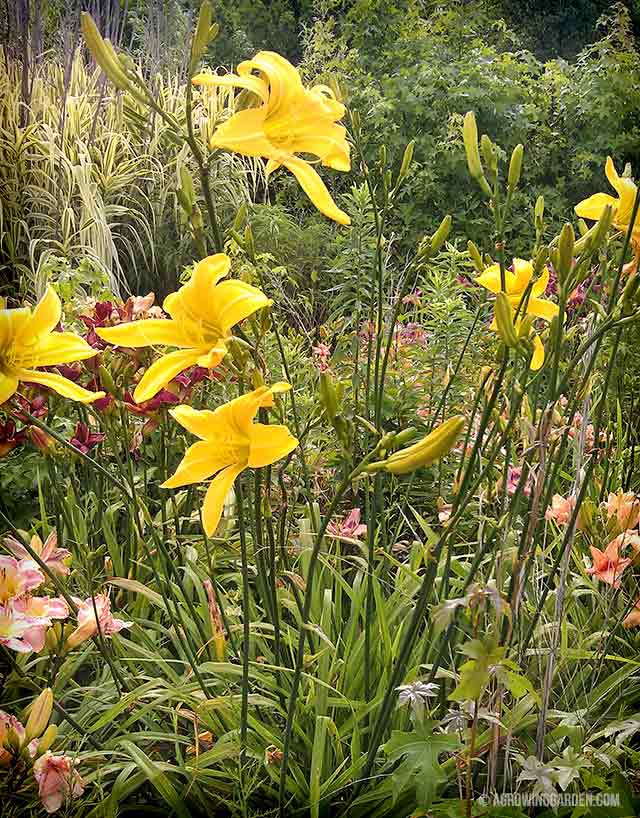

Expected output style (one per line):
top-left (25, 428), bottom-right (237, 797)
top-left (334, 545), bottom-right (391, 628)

top-left (35, 724), bottom-right (58, 756)
top-left (462, 112), bottom-right (491, 196)
top-left (81, 14), bottom-right (131, 92)
top-left (430, 214), bottom-right (452, 254)
top-left (467, 241), bottom-right (484, 273)
top-left (368, 415), bottom-right (465, 475)
top-left (25, 689), bottom-right (53, 742)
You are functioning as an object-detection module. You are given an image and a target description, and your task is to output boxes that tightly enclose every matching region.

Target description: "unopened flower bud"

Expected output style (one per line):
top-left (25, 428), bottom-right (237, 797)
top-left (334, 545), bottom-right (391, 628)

top-left (557, 223), bottom-right (575, 281)
top-left (25, 689), bottom-right (53, 741)
top-left (81, 14), bottom-right (131, 92)
top-left (494, 293), bottom-right (519, 347)
top-left (467, 241), bottom-right (484, 273)
top-left (319, 372), bottom-right (339, 421)
top-left (397, 140), bottom-right (415, 186)
top-left (35, 724), bottom-right (57, 755)
top-left (462, 112), bottom-right (491, 196)
top-left (367, 416), bottom-right (464, 475)
top-left (27, 426), bottom-right (55, 453)
top-left (430, 214), bottom-right (452, 254)
top-left (507, 144), bottom-right (524, 190)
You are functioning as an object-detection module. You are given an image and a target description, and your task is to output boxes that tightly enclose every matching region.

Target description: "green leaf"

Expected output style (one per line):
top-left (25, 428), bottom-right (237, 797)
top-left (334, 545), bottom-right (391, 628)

top-left (384, 722), bottom-right (458, 809)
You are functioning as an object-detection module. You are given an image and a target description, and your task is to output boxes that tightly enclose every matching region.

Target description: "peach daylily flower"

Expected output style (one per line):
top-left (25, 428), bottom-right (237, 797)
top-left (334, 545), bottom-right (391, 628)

top-left (586, 537), bottom-right (633, 588)
top-left (545, 494), bottom-right (576, 526)
top-left (65, 593), bottom-right (132, 650)
top-left (605, 490), bottom-right (640, 531)
top-left (33, 751), bottom-right (84, 813)
top-left (4, 530), bottom-right (71, 577)
top-left (0, 556), bottom-right (44, 603)
top-left (623, 599), bottom-right (640, 628)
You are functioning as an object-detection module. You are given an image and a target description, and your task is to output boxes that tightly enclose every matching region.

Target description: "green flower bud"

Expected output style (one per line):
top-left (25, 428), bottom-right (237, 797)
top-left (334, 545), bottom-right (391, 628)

top-left (430, 214), bottom-right (452, 254)
top-left (508, 144), bottom-right (524, 190)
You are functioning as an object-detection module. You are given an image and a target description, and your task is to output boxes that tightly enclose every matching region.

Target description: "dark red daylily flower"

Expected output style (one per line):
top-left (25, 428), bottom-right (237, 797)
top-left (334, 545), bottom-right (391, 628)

top-left (0, 419), bottom-right (27, 457)
top-left (13, 393), bottom-right (49, 423)
top-left (70, 422), bottom-right (106, 454)
top-left (123, 389), bottom-right (179, 416)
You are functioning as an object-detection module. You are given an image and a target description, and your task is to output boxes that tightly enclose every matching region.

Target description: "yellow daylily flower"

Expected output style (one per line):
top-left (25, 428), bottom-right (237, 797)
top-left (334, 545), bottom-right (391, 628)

top-left (575, 156), bottom-right (639, 243)
top-left (97, 254), bottom-right (271, 403)
top-left (0, 288), bottom-right (105, 406)
top-left (162, 383), bottom-right (298, 536)
top-left (193, 51), bottom-right (351, 225)
top-left (475, 258), bottom-right (559, 371)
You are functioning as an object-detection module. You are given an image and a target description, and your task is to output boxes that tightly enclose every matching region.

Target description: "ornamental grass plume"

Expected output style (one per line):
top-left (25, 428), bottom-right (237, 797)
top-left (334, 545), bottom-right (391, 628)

top-left (0, 288), bottom-right (105, 405)
top-left (193, 52), bottom-right (351, 225)
top-left (475, 259), bottom-right (559, 370)
top-left (97, 254), bottom-right (271, 403)
top-left (162, 383), bottom-right (298, 536)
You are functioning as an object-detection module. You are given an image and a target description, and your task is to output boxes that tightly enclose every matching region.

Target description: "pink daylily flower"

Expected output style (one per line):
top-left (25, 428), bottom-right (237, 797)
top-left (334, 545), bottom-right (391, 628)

top-left (327, 508), bottom-right (368, 541)
top-left (0, 556), bottom-right (44, 603)
top-left (0, 711), bottom-right (26, 766)
top-left (66, 594), bottom-right (132, 650)
top-left (0, 603), bottom-right (50, 653)
top-left (13, 596), bottom-right (69, 652)
top-left (4, 531), bottom-right (71, 577)
top-left (33, 751), bottom-right (85, 813)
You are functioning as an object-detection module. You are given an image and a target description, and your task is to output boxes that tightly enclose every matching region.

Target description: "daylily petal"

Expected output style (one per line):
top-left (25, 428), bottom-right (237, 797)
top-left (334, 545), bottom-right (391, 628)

top-left (530, 333), bottom-right (545, 371)
top-left (531, 266), bottom-right (550, 298)
top-left (33, 332), bottom-right (98, 367)
top-left (162, 441), bottom-right (227, 489)
top-left (248, 423), bottom-right (298, 468)
top-left (97, 319), bottom-right (187, 349)
top-left (169, 405), bottom-right (250, 470)
top-left (18, 369), bottom-right (105, 403)
top-left (202, 463), bottom-right (245, 536)
top-left (132, 349), bottom-right (201, 403)
top-left (211, 280), bottom-right (272, 332)
top-left (525, 297), bottom-right (559, 322)
top-left (28, 286), bottom-right (62, 338)
top-left (196, 346), bottom-right (227, 369)
top-left (0, 372), bottom-right (19, 406)
top-left (192, 71), bottom-right (270, 104)
top-left (511, 259), bottom-right (533, 293)
top-left (475, 265), bottom-right (503, 294)
top-left (575, 192), bottom-right (618, 222)
top-left (280, 154), bottom-right (350, 225)
top-left (249, 51), bottom-right (304, 115)
top-left (605, 156), bottom-right (624, 197)
top-left (165, 254), bottom-right (232, 321)
top-left (210, 107), bottom-right (273, 157)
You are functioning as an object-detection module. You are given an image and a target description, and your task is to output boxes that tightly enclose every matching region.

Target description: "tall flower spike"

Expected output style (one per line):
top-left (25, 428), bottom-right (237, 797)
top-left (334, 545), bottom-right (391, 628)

top-left (0, 289), bottom-right (105, 406)
top-left (575, 157), bottom-right (639, 244)
top-left (475, 258), bottom-right (559, 371)
top-left (97, 254), bottom-right (272, 402)
top-left (193, 52), bottom-right (351, 225)
top-left (162, 383), bottom-right (298, 536)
